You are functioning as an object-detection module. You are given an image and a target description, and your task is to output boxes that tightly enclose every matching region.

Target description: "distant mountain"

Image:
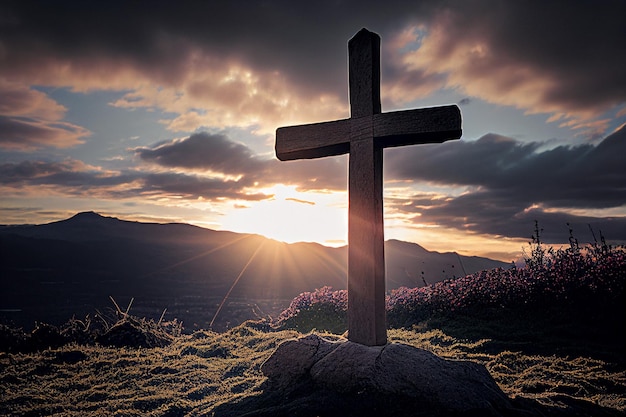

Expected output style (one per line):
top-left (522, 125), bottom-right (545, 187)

top-left (0, 212), bottom-right (509, 331)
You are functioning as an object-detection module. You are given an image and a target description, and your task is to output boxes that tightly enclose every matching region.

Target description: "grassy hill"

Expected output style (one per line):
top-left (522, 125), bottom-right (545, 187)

top-left (0, 320), bottom-right (624, 416)
top-left (0, 233), bottom-right (624, 416)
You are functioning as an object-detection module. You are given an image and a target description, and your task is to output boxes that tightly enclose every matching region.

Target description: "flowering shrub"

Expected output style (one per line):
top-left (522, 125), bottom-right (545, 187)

top-left (387, 246), bottom-right (625, 328)
top-left (273, 286), bottom-right (347, 333)
top-left (275, 240), bottom-right (625, 334)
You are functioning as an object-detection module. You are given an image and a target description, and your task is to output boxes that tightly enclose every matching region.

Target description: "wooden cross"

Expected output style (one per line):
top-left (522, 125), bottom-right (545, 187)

top-left (275, 28), bottom-right (462, 346)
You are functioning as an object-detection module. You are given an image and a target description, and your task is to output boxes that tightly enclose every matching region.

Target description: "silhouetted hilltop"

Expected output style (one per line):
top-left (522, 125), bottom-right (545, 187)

top-left (0, 212), bottom-right (508, 330)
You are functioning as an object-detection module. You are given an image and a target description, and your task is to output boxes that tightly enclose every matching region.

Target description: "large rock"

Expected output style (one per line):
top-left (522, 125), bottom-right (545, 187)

top-left (215, 334), bottom-right (622, 416)
top-left (262, 334), bottom-right (512, 414)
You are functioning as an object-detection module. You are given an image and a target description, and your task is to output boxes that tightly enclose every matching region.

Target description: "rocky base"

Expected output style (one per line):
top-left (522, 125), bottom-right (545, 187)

top-left (259, 334), bottom-right (511, 415)
top-left (211, 334), bottom-right (624, 417)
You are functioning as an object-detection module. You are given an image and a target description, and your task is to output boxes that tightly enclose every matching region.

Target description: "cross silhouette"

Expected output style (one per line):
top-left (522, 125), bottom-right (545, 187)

top-left (275, 28), bottom-right (462, 346)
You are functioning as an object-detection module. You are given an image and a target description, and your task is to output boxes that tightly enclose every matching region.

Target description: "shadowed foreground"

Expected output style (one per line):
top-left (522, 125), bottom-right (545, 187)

top-left (1, 320), bottom-right (624, 416)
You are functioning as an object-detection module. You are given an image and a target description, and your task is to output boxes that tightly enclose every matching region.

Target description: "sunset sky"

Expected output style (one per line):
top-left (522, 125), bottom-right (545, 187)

top-left (1, 0), bottom-right (625, 262)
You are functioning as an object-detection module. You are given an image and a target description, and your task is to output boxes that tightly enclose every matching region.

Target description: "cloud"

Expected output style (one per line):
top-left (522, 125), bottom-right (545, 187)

top-left (108, 61), bottom-right (348, 135)
top-left (2, 121), bottom-right (624, 245)
top-left (0, 158), bottom-right (269, 202)
top-left (388, 1), bottom-right (626, 136)
top-left (134, 131), bottom-right (348, 191)
top-left (0, 81), bottom-right (90, 150)
top-left (140, 172), bottom-right (270, 202)
top-left (384, 126), bottom-right (626, 243)
top-left (126, 122), bottom-right (626, 245)
top-left (134, 132), bottom-right (266, 176)
top-left (128, 126), bottom-right (626, 244)
top-left (286, 197), bottom-right (316, 205)
top-left (0, 79), bottom-right (65, 119)
top-left (391, 190), bottom-right (626, 245)
top-left (0, 159), bottom-right (126, 193)
top-left (0, 116), bottom-right (90, 151)
top-left (0, 1), bottom-right (361, 134)
top-left (387, 126), bottom-right (626, 210)
top-left (2, 1), bottom-right (623, 137)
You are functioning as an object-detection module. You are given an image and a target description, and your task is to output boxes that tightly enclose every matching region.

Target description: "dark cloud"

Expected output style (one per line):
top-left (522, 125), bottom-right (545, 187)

top-left (140, 172), bottom-right (269, 201)
top-left (0, 0), bottom-right (420, 95)
top-left (0, 160), bottom-right (134, 191)
top-left (2, 121), bottom-right (624, 244)
top-left (394, 190), bottom-right (626, 246)
top-left (386, 126), bottom-right (626, 210)
top-left (395, 1), bottom-right (626, 130)
top-left (135, 131), bottom-right (348, 191)
top-left (468, 1), bottom-right (625, 113)
top-left (2, 0), bottom-right (622, 121)
top-left (0, 81), bottom-right (90, 150)
top-left (134, 132), bottom-right (266, 175)
top-left (129, 126), bottom-right (626, 243)
top-left (0, 116), bottom-right (90, 150)
top-left (384, 126), bottom-right (626, 243)
top-left (0, 160), bottom-right (93, 182)
top-left (0, 159), bottom-right (269, 202)
top-left (0, 81), bottom-right (65, 119)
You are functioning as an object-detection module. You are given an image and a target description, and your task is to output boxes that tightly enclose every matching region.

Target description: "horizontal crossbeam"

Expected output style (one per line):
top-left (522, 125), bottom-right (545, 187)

top-left (275, 105), bottom-right (461, 161)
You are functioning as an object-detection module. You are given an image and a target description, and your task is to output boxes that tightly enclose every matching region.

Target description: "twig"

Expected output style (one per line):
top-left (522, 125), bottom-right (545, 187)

top-left (158, 308), bottom-right (167, 326)
top-left (94, 309), bottom-right (110, 332)
top-left (125, 297), bottom-right (134, 316)
top-left (109, 296), bottom-right (123, 315)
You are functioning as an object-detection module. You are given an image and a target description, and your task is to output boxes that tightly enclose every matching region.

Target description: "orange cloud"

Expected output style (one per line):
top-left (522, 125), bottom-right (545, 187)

top-left (285, 197), bottom-right (316, 205)
top-left (0, 79), bottom-right (66, 119)
top-left (0, 51), bottom-right (344, 137)
top-left (0, 80), bottom-right (90, 150)
top-left (0, 117), bottom-right (90, 151)
top-left (110, 57), bottom-right (348, 135)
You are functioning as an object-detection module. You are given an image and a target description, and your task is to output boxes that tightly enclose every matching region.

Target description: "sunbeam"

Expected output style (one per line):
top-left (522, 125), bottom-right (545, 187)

top-left (209, 239), bottom-right (266, 329)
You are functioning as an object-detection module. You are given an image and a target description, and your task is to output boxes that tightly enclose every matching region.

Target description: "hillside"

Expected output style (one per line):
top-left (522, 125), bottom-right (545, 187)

top-left (0, 236), bottom-right (624, 416)
top-left (0, 212), bottom-right (508, 331)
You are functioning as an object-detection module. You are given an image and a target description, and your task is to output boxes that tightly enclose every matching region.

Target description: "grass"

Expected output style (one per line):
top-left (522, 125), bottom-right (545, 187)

top-left (388, 326), bottom-right (626, 411)
top-left (0, 319), bottom-right (624, 416)
top-left (0, 322), bottom-right (298, 416)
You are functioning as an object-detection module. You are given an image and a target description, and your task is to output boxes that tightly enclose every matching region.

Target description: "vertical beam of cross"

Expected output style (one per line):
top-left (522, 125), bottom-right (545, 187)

top-left (347, 30), bottom-right (386, 345)
top-left (275, 28), bottom-right (462, 346)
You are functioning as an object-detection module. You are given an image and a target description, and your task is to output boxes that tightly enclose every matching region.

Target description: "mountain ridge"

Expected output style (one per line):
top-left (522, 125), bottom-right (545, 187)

top-left (0, 212), bottom-right (509, 330)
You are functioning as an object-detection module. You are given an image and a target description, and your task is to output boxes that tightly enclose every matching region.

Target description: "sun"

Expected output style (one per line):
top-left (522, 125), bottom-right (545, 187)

top-left (221, 184), bottom-right (348, 247)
